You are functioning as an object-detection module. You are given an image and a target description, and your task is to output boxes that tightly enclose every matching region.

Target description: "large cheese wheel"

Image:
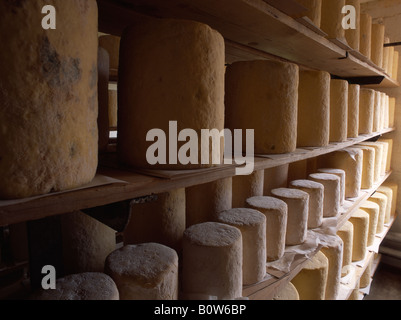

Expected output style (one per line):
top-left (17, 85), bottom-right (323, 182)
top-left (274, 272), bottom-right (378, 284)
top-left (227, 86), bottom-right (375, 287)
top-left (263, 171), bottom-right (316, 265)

top-left (360, 13), bottom-right (372, 59)
top-left (378, 138), bottom-right (393, 173)
top-left (246, 196), bottom-right (288, 262)
top-left (308, 173), bottom-right (341, 218)
top-left (358, 142), bottom-right (383, 183)
top-left (118, 18), bottom-right (225, 170)
top-left (0, 0), bottom-right (98, 199)
top-left (263, 164), bottom-right (289, 196)
top-left (272, 282), bottom-right (300, 300)
top-left (105, 243), bottom-right (179, 300)
top-left (124, 188), bottom-right (185, 252)
top-left (31, 273), bottom-right (119, 300)
top-left (371, 24), bottom-right (385, 68)
top-left (377, 186), bottom-right (393, 224)
top-left (369, 192), bottom-right (388, 233)
top-left (320, 236), bottom-right (344, 300)
top-left (317, 168), bottom-right (346, 205)
top-left (270, 188), bottom-right (308, 246)
top-left (61, 211), bottom-right (116, 275)
top-left (289, 180), bottom-right (324, 229)
top-left (393, 51), bottom-right (399, 81)
top-left (360, 200), bottom-right (380, 247)
top-left (349, 210), bottom-right (369, 262)
top-left (297, 70), bottom-right (330, 147)
top-left (186, 178), bottom-right (232, 227)
top-left (329, 79), bottom-right (349, 143)
top-left (217, 208), bottom-right (266, 285)
top-left (318, 148), bottom-right (363, 198)
top-left (344, 0), bottom-right (361, 51)
top-left (225, 60), bottom-right (299, 155)
top-left (382, 181), bottom-right (398, 218)
top-left (353, 145), bottom-right (375, 190)
top-left (372, 91), bottom-right (381, 133)
top-left (347, 84), bottom-right (360, 138)
top-left (232, 170), bottom-right (264, 208)
top-left (182, 222), bottom-right (242, 300)
top-left (321, 0), bottom-right (346, 40)
top-left (98, 47), bottom-right (110, 153)
top-left (359, 88), bottom-right (375, 134)
top-left (389, 97), bottom-right (396, 128)
top-left (98, 35), bottom-right (120, 78)
top-left (291, 251), bottom-right (329, 300)
top-left (337, 221), bottom-right (354, 275)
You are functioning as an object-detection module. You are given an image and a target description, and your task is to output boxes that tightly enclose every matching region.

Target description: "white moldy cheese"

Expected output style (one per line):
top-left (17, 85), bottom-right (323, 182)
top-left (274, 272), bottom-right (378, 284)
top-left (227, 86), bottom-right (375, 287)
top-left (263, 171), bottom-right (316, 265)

top-left (329, 79), bottom-right (349, 143)
top-left (321, 236), bottom-right (344, 300)
top-left (358, 142), bottom-right (383, 183)
top-left (377, 186), bottom-right (393, 224)
top-left (246, 196), bottom-right (288, 262)
top-left (353, 145), bottom-right (375, 190)
top-left (0, 0), bottom-right (99, 199)
top-left (360, 13), bottom-right (372, 59)
top-left (349, 210), bottom-right (369, 262)
top-left (359, 88), bottom-right (375, 134)
top-left (337, 221), bottom-right (354, 276)
top-left (225, 60), bottom-right (299, 155)
top-left (347, 84), bottom-right (360, 138)
top-left (317, 168), bottom-right (346, 205)
top-left (359, 200), bottom-right (380, 247)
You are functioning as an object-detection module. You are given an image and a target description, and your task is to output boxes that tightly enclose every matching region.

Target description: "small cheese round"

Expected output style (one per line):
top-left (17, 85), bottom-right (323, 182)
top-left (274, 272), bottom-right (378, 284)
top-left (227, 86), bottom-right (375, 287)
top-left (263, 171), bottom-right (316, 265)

top-left (360, 13), bottom-right (372, 59)
top-left (270, 188), bottom-right (309, 246)
top-left (371, 24), bottom-right (385, 68)
top-left (347, 84), bottom-right (360, 138)
top-left (217, 208), bottom-right (266, 285)
top-left (329, 79), bottom-right (349, 143)
top-left (353, 145), bottom-right (375, 190)
top-left (321, 0), bottom-right (346, 40)
top-left (369, 192), bottom-right (388, 234)
top-left (359, 88), bottom-right (375, 134)
top-left (337, 221), bottom-right (354, 275)
top-left (349, 210), bottom-right (369, 262)
top-left (358, 142), bottom-right (383, 183)
top-left (377, 186), bottom-right (393, 224)
top-left (272, 282), bottom-right (300, 300)
top-left (246, 196), bottom-right (288, 262)
top-left (317, 168), bottom-right (346, 205)
top-left (289, 179), bottom-right (324, 229)
top-left (393, 51), bottom-right (399, 81)
top-left (182, 222), bottom-right (243, 300)
top-left (105, 243), bottom-right (179, 300)
top-left (360, 200), bottom-right (380, 247)
top-left (232, 170), bottom-right (264, 208)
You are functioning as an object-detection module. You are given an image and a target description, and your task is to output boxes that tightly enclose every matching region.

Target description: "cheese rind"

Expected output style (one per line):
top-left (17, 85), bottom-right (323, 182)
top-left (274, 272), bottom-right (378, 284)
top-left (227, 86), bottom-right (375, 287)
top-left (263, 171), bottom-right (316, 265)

top-left (349, 210), bottom-right (369, 262)
top-left (360, 200), bottom-right (380, 246)
top-left (360, 13), bottom-right (372, 59)
top-left (347, 84), bottom-right (360, 138)
top-left (99, 35), bottom-right (121, 77)
top-left (358, 142), bottom-right (383, 183)
top-left (296, 0), bottom-right (322, 27)
top-left (359, 88), bottom-right (375, 134)
top-left (272, 282), bottom-right (300, 300)
top-left (263, 165), bottom-right (289, 196)
top-left (321, 0), bottom-right (346, 40)
top-left (353, 145), bottom-right (375, 190)
top-left (382, 181), bottom-right (398, 218)
top-left (329, 79), bottom-right (349, 143)
top-left (345, 0), bottom-right (361, 51)
top-left (371, 24), bottom-right (385, 68)
top-left (337, 221), bottom-right (354, 275)
top-left (377, 186), bottom-right (393, 224)
top-left (317, 168), bottom-right (346, 205)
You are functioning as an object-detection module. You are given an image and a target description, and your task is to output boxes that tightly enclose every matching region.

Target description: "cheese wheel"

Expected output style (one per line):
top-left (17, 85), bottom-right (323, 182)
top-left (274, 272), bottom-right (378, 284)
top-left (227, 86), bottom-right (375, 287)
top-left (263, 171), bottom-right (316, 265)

top-left (308, 173), bottom-right (341, 218)
top-left (377, 186), bottom-right (393, 224)
top-left (99, 35), bottom-right (120, 78)
top-left (347, 84), bottom-right (360, 138)
top-left (118, 18), bottom-right (225, 170)
top-left (371, 24), bottom-right (385, 68)
top-left (0, 0), bottom-right (98, 199)
top-left (263, 164), bottom-right (289, 196)
top-left (31, 273), bottom-right (119, 300)
top-left (105, 243), bottom-right (179, 300)
top-left (383, 94), bottom-right (390, 129)
top-left (61, 211), bottom-right (116, 275)
top-left (225, 60), bottom-right (299, 155)
top-left (321, 0), bottom-right (346, 40)
top-left (246, 196), bottom-right (288, 262)
top-left (372, 91), bottom-right (381, 133)
top-left (359, 88), bottom-right (375, 134)
top-left (379, 92), bottom-right (386, 130)
top-left (108, 84), bottom-right (118, 128)
top-left (360, 13), bottom-right (372, 59)
top-left (291, 251), bottom-right (329, 300)
top-left (376, 141), bottom-right (389, 176)
top-left (182, 222), bottom-right (242, 300)
top-left (273, 282), bottom-right (300, 300)
top-left (98, 47), bottom-right (110, 153)
top-left (358, 142), bottom-right (383, 183)
top-left (378, 138), bottom-right (393, 173)
top-left (337, 221), bottom-right (354, 275)
top-left (296, 0), bottom-right (322, 27)
top-left (217, 208), bottom-right (266, 285)
top-left (383, 37), bottom-right (391, 74)
top-left (388, 47), bottom-right (395, 79)
top-left (124, 188), bottom-right (185, 252)
top-left (320, 236), bottom-right (344, 300)
top-left (317, 168), bottom-right (346, 205)
top-left (382, 181), bottom-right (398, 218)
top-left (389, 97), bottom-right (396, 128)
top-left (360, 200), bottom-right (380, 247)
top-left (344, 0), bottom-right (361, 51)
top-left (393, 51), bottom-right (399, 81)
top-left (318, 148), bottom-right (363, 198)
top-left (369, 192), bottom-right (387, 234)
top-left (360, 259), bottom-right (372, 289)
top-left (186, 178), bottom-right (232, 227)
top-left (297, 70), bottom-right (330, 147)
top-left (270, 188), bottom-right (309, 246)
top-left (289, 180), bottom-right (324, 229)
top-left (232, 170), bottom-right (264, 208)
top-left (353, 145), bottom-right (375, 190)
top-left (349, 210), bottom-right (369, 262)
top-left (329, 79), bottom-right (349, 143)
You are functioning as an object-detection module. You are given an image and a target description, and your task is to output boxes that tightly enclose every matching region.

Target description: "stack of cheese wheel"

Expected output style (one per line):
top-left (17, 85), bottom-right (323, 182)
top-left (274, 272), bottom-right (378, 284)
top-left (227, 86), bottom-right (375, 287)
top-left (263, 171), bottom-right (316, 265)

top-left (358, 142), bottom-right (383, 183)
top-left (0, 0), bottom-right (99, 199)
top-left (353, 145), bottom-right (375, 190)
top-left (337, 221), bottom-right (354, 276)
top-left (317, 168), bottom-right (346, 205)
top-left (320, 236), bottom-right (344, 300)
top-left (263, 165), bottom-right (289, 196)
top-left (99, 35), bottom-right (121, 79)
top-left (118, 18), bottom-right (225, 169)
top-left (318, 148), bottom-right (363, 199)
top-left (186, 178), bottom-right (232, 227)
top-left (371, 24), bottom-right (385, 68)
top-left (329, 79), bottom-right (349, 143)
top-left (105, 243), bottom-right (179, 300)
top-left (217, 208), bottom-right (266, 285)
top-left (369, 192), bottom-right (388, 234)
top-left (297, 70), bottom-right (330, 147)
top-left (320, 0), bottom-right (346, 41)
top-left (344, 0), bottom-right (361, 51)
top-left (308, 173), bottom-right (341, 218)
top-left (348, 84), bottom-right (360, 138)
top-left (272, 282), bottom-right (300, 300)
top-left (378, 138), bottom-right (393, 173)
top-left (291, 251), bottom-right (329, 300)
top-left (382, 181), bottom-right (398, 219)
top-left (232, 170), bottom-right (264, 208)
top-left (360, 13), bottom-right (372, 59)
top-left (61, 211), bottom-right (116, 275)
top-left (98, 47), bottom-right (110, 153)
top-left (246, 196), bottom-right (288, 262)
top-left (349, 210), bottom-right (369, 262)
top-left (359, 88), bottom-right (375, 134)
top-left (124, 188), bottom-right (185, 252)
top-left (32, 273), bottom-right (119, 300)
top-left (359, 200), bottom-right (380, 247)
top-left (271, 188), bottom-right (309, 246)
top-left (182, 222), bottom-right (242, 300)
top-left (289, 180), bottom-right (324, 229)
top-left (377, 185), bottom-right (393, 224)
top-left (225, 60), bottom-right (299, 155)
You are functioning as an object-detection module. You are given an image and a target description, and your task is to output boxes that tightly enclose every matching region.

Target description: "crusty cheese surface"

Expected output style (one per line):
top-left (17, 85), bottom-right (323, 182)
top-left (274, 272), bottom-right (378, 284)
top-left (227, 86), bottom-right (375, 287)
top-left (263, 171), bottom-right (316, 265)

top-left (329, 79), bottom-right (349, 143)
top-left (360, 200), bottom-right (380, 247)
top-left (359, 88), bottom-right (375, 134)
top-left (337, 221), bottom-right (354, 275)
top-left (296, 0), bottom-right (322, 27)
top-left (353, 145), bottom-right (375, 190)
top-left (321, 236), bottom-right (344, 300)
top-left (347, 84), bottom-right (360, 138)
top-left (371, 24), bottom-right (385, 68)
top-left (369, 192), bottom-right (388, 234)
top-left (360, 13), bottom-right (372, 59)
top-left (349, 210), bottom-right (369, 262)
top-left (272, 282), bottom-right (300, 300)
top-left (382, 181), bottom-right (398, 218)
top-left (344, 0), bottom-right (361, 51)
top-left (358, 142), bottom-right (383, 183)
top-left (377, 186), bottom-right (393, 224)
top-left (317, 168), bottom-right (346, 205)
top-left (321, 0), bottom-right (346, 40)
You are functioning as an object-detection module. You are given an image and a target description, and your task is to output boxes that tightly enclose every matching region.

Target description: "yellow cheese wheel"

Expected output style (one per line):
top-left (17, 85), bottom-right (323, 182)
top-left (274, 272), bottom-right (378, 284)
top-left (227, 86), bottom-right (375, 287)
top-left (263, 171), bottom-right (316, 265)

top-left (360, 13), bottom-right (372, 59)
top-left (321, 0), bottom-right (346, 40)
top-left (369, 192), bottom-right (388, 234)
top-left (337, 221), bottom-right (354, 274)
top-left (348, 84), bottom-right (360, 138)
top-left (359, 88), bottom-right (375, 134)
top-left (345, 0), bottom-right (361, 51)
top-left (360, 200), bottom-right (380, 247)
top-left (371, 24), bottom-right (385, 68)
top-left (330, 79), bottom-right (349, 143)
top-left (349, 210), bottom-right (369, 262)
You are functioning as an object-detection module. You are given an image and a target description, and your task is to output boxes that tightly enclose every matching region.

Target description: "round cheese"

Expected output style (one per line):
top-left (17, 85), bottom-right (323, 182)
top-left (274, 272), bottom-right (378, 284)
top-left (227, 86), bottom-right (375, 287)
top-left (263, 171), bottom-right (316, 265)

top-left (359, 88), bottom-right (375, 134)
top-left (263, 164), bottom-right (289, 196)
top-left (376, 141), bottom-right (389, 176)
top-left (105, 243), bottom-right (179, 300)
top-left (358, 142), bottom-right (383, 183)
top-left (0, 0), bottom-right (99, 199)
top-left (321, 0), bottom-right (346, 41)
top-left (360, 200), bottom-right (380, 247)
top-left (270, 188), bottom-right (309, 246)
top-left (369, 192), bottom-right (388, 234)
top-left (347, 84), bottom-right (360, 138)
top-left (296, 0), bottom-right (322, 27)
top-left (388, 47), bottom-right (395, 79)
top-left (373, 91), bottom-right (382, 133)
top-left (349, 210), bottom-right (369, 262)
top-left (382, 181), bottom-right (398, 218)
top-left (389, 97), bottom-right (396, 128)
top-left (225, 60), bottom-right (299, 155)
top-left (217, 208), bottom-right (266, 285)
top-left (108, 84), bottom-right (118, 128)
top-left (321, 236), bottom-right (344, 300)
top-left (317, 168), bottom-right (346, 205)
top-left (383, 37), bottom-right (391, 74)
top-left (182, 222), bottom-right (242, 300)
top-left (371, 24), bottom-right (385, 68)
top-left (337, 221), bottom-right (354, 275)
top-left (378, 138), bottom-right (393, 173)
top-left (353, 145), bottom-right (375, 190)
top-left (329, 79), bottom-right (349, 143)
top-left (345, 0), bottom-right (361, 51)
top-left (393, 51), bottom-right (399, 81)
top-left (272, 282), bottom-right (300, 300)
top-left (232, 170), bottom-right (264, 208)
top-left (360, 13), bottom-right (372, 59)
top-left (297, 70), bottom-right (330, 147)
top-left (377, 186), bottom-right (393, 224)
top-left (246, 196), bottom-right (288, 262)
